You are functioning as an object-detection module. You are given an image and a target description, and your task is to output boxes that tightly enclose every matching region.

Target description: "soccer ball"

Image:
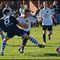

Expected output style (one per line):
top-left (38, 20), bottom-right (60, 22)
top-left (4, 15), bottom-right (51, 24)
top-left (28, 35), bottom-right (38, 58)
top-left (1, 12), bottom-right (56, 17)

top-left (56, 46), bottom-right (60, 53)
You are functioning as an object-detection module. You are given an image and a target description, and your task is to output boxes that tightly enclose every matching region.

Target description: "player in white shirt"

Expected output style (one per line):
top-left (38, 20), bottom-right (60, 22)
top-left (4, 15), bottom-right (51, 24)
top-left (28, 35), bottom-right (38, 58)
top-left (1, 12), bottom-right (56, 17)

top-left (39, 1), bottom-right (57, 44)
top-left (17, 9), bottom-right (45, 53)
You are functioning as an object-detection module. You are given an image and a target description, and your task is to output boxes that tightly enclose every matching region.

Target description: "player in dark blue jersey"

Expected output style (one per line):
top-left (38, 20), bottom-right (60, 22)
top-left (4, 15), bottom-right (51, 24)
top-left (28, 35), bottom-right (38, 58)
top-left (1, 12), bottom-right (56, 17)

top-left (0, 9), bottom-right (45, 56)
top-left (0, 6), bottom-right (4, 40)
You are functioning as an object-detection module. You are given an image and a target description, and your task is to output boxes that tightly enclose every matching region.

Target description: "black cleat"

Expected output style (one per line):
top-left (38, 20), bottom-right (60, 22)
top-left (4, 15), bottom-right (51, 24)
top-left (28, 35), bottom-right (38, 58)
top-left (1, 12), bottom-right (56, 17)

top-left (38, 44), bottom-right (45, 48)
top-left (18, 46), bottom-right (24, 53)
top-left (0, 52), bottom-right (4, 56)
top-left (39, 44), bottom-right (45, 48)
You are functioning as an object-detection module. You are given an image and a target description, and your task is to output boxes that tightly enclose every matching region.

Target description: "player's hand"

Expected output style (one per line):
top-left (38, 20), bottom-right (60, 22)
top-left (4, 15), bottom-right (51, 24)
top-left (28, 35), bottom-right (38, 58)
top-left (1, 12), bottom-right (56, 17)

top-left (23, 24), bottom-right (29, 28)
top-left (39, 18), bottom-right (43, 24)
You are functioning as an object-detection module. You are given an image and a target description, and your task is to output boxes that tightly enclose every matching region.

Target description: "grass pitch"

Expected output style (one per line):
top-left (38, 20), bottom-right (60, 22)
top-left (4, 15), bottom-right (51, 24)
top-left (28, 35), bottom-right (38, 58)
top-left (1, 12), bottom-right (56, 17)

top-left (0, 25), bottom-right (60, 59)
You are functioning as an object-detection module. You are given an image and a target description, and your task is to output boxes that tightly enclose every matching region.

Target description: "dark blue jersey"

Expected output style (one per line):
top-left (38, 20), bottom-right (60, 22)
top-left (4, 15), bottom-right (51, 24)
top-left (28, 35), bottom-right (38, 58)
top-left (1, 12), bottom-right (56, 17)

top-left (0, 15), bottom-right (19, 32)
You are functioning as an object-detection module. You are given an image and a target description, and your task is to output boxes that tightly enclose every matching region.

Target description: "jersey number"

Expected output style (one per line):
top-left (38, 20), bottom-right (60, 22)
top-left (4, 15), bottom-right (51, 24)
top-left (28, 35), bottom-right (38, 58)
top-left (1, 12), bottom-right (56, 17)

top-left (4, 18), bottom-right (10, 25)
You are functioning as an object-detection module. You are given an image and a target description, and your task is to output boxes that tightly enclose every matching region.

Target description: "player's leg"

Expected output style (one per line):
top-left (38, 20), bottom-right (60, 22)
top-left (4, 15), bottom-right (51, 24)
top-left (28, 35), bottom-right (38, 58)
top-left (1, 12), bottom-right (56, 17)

top-left (0, 32), bottom-right (15, 56)
top-left (0, 28), bottom-right (4, 40)
top-left (0, 36), bottom-right (10, 56)
top-left (43, 30), bottom-right (46, 44)
top-left (21, 33), bottom-right (45, 48)
top-left (48, 26), bottom-right (52, 40)
top-left (21, 31), bottom-right (30, 46)
top-left (22, 34), bottom-right (41, 47)
top-left (48, 31), bottom-right (52, 40)
top-left (42, 25), bottom-right (46, 44)
top-left (18, 33), bottom-right (45, 53)
top-left (19, 32), bottom-right (30, 53)
top-left (17, 29), bottom-right (45, 47)
top-left (17, 29), bottom-right (45, 53)
top-left (19, 38), bottom-right (28, 53)
top-left (22, 38), bottom-right (28, 46)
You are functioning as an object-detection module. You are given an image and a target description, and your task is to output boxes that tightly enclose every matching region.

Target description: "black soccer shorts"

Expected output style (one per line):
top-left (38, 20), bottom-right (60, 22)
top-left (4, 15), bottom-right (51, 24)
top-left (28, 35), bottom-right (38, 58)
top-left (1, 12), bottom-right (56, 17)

top-left (42, 25), bottom-right (52, 31)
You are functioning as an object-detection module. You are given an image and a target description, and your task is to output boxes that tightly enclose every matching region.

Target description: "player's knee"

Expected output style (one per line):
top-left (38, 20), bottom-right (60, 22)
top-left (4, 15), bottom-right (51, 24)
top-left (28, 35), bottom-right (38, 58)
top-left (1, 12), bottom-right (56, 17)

top-left (25, 35), bottom-right (29, 39)
top-left (23, 33), bottom-right (29, 39)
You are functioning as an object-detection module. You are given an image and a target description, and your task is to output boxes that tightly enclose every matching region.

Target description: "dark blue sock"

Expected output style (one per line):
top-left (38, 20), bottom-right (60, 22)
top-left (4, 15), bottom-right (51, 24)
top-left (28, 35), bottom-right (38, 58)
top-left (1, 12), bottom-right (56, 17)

top-left (29, 37), bottom-right (40, 46)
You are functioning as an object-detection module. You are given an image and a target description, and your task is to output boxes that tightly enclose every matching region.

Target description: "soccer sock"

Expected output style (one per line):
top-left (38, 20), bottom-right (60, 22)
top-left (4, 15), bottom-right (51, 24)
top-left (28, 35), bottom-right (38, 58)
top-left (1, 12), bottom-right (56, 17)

top-left (1, 41), bottom-right (6, 53)
top-left (48, 33), bottom-right (52, 36)
top-left (29, 37), bottom-right (40, 46)
top-left (1, 34), bottom-right (4, 40)
top-left (43, 34), bottom-right (46, 42)
top-left (22, 39), bottom-right (28, 46)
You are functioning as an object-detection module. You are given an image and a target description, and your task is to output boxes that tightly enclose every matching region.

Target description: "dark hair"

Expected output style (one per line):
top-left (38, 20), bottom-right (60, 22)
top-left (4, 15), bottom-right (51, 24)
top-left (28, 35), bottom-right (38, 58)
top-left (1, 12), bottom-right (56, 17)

top-left (24, 9), bottom-right (30, 14)
top-left (3, 9), bottom-right (10, 14)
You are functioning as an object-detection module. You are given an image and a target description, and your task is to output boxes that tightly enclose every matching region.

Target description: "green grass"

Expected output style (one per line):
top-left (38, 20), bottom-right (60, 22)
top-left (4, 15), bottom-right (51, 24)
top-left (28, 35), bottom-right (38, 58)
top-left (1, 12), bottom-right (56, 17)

top-left (0, 25), bottom-right (60, 59)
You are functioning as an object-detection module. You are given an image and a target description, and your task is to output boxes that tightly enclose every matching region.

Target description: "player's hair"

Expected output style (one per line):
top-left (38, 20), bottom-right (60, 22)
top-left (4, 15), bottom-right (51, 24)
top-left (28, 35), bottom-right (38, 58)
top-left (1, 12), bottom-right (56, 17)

top-left (3, 9), bottom-right (10, 14)
top-left (24, 9), bottom-right (30, 14)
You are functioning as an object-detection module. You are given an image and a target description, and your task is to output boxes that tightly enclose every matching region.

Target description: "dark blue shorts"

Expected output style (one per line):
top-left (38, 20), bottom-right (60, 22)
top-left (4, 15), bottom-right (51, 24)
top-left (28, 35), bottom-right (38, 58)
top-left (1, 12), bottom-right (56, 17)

top-left (0, 28), bottom-right (2, 32)
top-left (6, 28), bottom-right (25, 38)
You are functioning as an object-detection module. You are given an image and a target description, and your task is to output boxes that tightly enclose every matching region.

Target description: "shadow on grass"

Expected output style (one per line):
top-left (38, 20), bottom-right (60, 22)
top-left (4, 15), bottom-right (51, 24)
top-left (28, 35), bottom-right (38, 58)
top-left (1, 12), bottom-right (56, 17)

top-left (25, 53), bottom-right (60, 57)
top-left (25, 53), bottom-right (44, 57)
top-left (7, 45), bottom-right (56, 47)
top-left (46, 45), bottom-right (56, 47)
top-left (47, 43), bottom-right (60, 44)
top-left (6, 45), bottom-right (38, 47)
top-left (44, 53), bottom-right (58, 56)
top-left (0, 44), bottom-right (56, 48)
top-left (4, 54), bottom-right (20, 56)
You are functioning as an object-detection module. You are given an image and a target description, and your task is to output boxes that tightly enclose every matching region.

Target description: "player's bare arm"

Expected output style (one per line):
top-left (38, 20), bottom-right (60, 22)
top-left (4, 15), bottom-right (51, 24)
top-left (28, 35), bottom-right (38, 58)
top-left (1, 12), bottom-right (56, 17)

top-left (52, 15), bottom-right (57, 23)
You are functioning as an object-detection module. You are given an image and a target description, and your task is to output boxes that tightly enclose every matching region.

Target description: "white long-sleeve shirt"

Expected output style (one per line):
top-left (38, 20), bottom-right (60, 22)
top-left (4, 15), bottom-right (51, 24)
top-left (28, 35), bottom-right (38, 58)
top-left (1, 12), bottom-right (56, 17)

top-left (17, 15), bottom-right (36, 31)
top-left (39, 8), bottom-right (53, 26)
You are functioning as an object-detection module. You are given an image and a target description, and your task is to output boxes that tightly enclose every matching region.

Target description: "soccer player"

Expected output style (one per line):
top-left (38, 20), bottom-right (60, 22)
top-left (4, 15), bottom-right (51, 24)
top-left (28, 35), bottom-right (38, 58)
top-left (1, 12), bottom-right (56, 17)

top-left (39, 1), bottom-right (57, 44)
top-left (0, 6), bottom-right (4, 40)
top-left (0, 9), bottom-right (45, 56)
top-left (17, 9), bottom-right (39, 53)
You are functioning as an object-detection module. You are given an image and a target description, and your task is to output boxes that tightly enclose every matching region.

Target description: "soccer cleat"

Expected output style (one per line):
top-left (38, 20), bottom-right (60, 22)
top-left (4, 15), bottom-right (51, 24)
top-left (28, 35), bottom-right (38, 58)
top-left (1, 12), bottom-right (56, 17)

top-left (48, 35), bottom-right (51, 40)
top-left (39, 44), bottom-right (45, 48)
top-left (0, 52), bottom-right (4, 56)
top-left (38, 44), bottom-right (45, 48)
top-left (18, 46), bottom-right (24, 53)
top-left (43, 42), bottom-right (46, 44)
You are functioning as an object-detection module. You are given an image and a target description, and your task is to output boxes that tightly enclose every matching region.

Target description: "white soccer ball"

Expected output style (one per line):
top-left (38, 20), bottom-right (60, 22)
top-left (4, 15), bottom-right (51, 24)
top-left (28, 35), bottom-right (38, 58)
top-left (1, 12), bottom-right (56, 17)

top-left (56, 46), bottom-right (60, 53)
